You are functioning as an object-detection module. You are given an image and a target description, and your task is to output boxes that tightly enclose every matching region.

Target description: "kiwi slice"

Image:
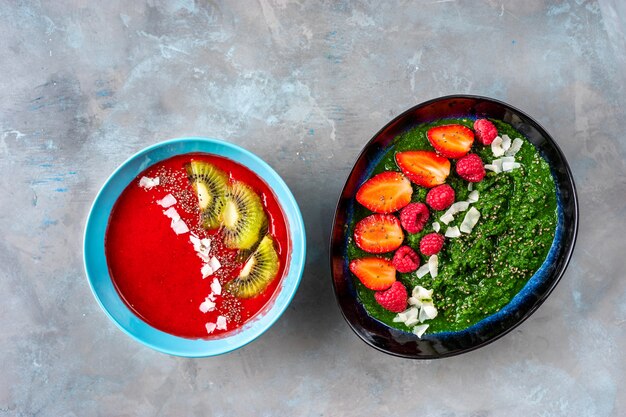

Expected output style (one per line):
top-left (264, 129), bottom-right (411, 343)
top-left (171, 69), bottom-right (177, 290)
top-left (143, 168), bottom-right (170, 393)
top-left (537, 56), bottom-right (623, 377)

top-left (221, 181), bottom-right (267, 250)
top-left (227, 235), bottom-right (280, 298)
top-left (186, 161), bottom-right (228, 229)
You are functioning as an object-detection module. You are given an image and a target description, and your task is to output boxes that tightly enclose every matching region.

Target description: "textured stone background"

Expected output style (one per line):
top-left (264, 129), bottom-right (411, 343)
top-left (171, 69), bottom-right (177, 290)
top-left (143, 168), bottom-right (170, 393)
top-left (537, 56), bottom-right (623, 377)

top-left (1, 1), bottom-right (625, 416)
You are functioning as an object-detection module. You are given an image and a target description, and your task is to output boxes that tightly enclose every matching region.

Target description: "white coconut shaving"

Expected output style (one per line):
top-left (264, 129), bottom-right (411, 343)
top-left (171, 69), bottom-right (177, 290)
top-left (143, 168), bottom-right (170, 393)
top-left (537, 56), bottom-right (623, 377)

top-left (413, 324), bottom-right (429, 338)
top-left (428, 255), bottom-right (438, 278)
top-left (491, 136), bottom-right (505, 157)
top-left (467, 190), bottom-right (480, 203)
top-left (419, 304), bottom-right (438, 322)
top-left (163, 207), bottom-right (180, 221)
top-left (170, 218), bottom-right (189, 235)
top-left (501, 134), bottom-right (512, 151)
top-left (405, 316), bottom-right (419, 327)
top-left (445, 226), bottom-right (461, 238)
top-left (416, 262), bottom-right (430, 278)
top-left (139, 176), bottom-right (159, 189)
top-left (199, 297), bottom-right (216, 313)
top-left (216, 315), bottom-right (227, 330)
top-left (502, 161), bottom-right (522, 172)
top-left (440, 212), bottom-right (455, 225)
top-left (460, 207), bottom-right (481, 234)
top-left (210, 278), bottom-right (222, 295)
top-left (432, 221), bottom-right (441, 233)
top-left (451, 201), bottom-right (470, 213)
top-left (201, 263), bottom-right (214, 278)
top-left (209, 256), bottom-right (221, 273)
top-left (157, 193), bottom-right (177, 208)
top-left (205, 322), bottom-right (217, 334)
top-left (505, 138), bottom-right (524, 156)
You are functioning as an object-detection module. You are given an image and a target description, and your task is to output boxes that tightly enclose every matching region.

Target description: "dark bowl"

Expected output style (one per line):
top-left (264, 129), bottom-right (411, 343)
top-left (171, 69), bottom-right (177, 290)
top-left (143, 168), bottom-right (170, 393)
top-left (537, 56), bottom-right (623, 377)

top-left (330, 95), bottom-right (578, 359)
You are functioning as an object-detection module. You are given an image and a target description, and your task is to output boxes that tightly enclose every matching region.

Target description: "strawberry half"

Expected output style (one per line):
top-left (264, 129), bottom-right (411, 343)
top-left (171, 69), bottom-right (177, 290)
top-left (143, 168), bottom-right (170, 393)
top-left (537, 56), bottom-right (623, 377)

top-left (356, 171), bottom-right (413, 214)
top-left (349, 257), bottom-right (396, 290)
top-left (395, 151), bottom-right (451, 188)
top-left (354, 214), bottom-right (404, 253)
top-left (427, 124), bottom-right (475, 158)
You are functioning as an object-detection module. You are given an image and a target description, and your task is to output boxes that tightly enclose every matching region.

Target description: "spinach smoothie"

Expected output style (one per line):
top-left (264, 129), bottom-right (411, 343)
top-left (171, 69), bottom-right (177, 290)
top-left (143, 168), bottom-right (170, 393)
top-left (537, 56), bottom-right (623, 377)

top-left (347, 118), bottom-right (557, 334)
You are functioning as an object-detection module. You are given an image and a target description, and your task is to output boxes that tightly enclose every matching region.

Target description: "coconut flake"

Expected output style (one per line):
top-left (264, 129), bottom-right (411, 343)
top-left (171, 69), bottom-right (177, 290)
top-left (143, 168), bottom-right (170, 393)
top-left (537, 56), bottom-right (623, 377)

top-left (501, 134), bottom-right (512, 151)
top-left (163, 207), bottom-right (180, 221)
top-left (491, 136), bottom-right (505, 157)
top-left (484, 164), bottom-right (499, 173)
top-left (405, 316), bottom-right (419, 327)
top-left (209, 256), bottom-right (221, 273)
top-left (171, 218), bottom-right (189, 235)
top-left (502, 161), bottom-right (521, 172)
top-left (460, 207), bottom-right (481, 234)
top-left (405, 307), bottom-right (419, 320)
top-left (419, 304), bottom-right (438, 322)
top-left (199, 297), bottom-right (216, 313)
top-left (393, 310), bottom-right (409, 322)
top-left (445, 226), bottom-right (461, 238)
top-left (408, 297), bottom-right (420, 306)
top-left (210, 278), bottom-right (222, 295)
top-left (501, 156), bottom-right (516, 163)
top-left (157, 193), bottom-right (177, 208)
top-left (493, 158), bottom-right (504, 172)
top-left (440, 212), bottom-right (455, 225)
top-left (428, 255), bottom-right (438, 278)
top-left (413, 324), bottom-right (429, 338)
top-left (451, 201), bottom-right (470, 213)
top-left (467, 190), bottom-right (479, 203)
top-left (505, 138), bottom-right (524, 156)
top-left (205, 322), bottom-right (217, 334)
top-left (139, 176), bottom-right (159, 189)
top-left (416, 263), bottom-right (430, 278)
top-left (216, 316), bottom-right (227, 330)
top-left (432, 221), bottom-right (441, 233)
top-left (467, 182), bottom-right (473, 191)
top-left (201, 263), bottom-right (214, 278)
top-left (412, 286), bottom-right (433, 300)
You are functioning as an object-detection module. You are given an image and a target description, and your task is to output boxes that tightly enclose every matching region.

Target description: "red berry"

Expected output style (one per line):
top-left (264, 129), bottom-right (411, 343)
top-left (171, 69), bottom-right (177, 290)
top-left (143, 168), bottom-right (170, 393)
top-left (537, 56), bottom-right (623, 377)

top-left (426, 184), bottom-right (455, 211)
top-left (392, 246), bottom-right (420, 273)
top-left (374, 281), bottom-right (408, 313)
top-left (419, 233), bottom-right (445, 256)
top-left (456, 154), bottom-right (485, 183)
top-left (399, 202), bottom-right (430, 234)
top-left (474, 119), bottom-right (498, 145)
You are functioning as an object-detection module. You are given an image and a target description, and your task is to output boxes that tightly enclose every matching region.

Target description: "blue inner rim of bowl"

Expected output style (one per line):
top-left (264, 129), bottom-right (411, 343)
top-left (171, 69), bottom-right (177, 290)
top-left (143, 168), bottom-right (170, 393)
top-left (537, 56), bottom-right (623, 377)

top-left (84, 138), bottom-right (306, 357)
top-left (341, 121), bottom-right (564, 340)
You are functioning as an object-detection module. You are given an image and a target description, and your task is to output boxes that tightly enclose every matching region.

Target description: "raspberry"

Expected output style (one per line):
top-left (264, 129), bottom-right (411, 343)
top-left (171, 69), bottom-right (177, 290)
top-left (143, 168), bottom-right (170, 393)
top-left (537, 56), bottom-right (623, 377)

top-left (374, 281), bottom-right (408, 313)
top-left (399, 203), bottom-right (430, 234)
top-left (392, 246), bottom-right (420, 273)
top-left (419, 233), bottom-right (445, 256)
top-left (456, 154), bottom-right (485, 183)
top-left (474, 119), bottom-right (498, 145)
top-left (426, 184), bottom-right (455, 211)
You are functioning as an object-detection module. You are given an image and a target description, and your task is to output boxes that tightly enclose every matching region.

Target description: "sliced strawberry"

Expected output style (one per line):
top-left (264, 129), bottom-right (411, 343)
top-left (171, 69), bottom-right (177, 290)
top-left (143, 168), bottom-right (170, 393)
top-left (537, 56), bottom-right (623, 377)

top-left (349, 257), bottom-right (396, 290)
top-left (395, 151), bottom-right (451, 188)
top-left (356, 171), bottom-right (413, 214)
top-left (427, 124), bottom-right (475, 158)
top-left (354, 214), bottom-right (404, 253)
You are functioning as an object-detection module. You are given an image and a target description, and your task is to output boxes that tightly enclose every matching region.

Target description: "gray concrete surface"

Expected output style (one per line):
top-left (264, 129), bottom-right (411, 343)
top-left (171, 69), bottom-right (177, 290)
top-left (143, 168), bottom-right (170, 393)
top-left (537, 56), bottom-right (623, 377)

top-left (1, 1), bottom-right (625, 416)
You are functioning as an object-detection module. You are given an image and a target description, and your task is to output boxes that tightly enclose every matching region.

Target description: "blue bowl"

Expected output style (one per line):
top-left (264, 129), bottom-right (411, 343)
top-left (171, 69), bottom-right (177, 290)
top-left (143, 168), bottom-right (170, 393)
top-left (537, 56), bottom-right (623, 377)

top-left (84, 138), bottom-right (306, 357)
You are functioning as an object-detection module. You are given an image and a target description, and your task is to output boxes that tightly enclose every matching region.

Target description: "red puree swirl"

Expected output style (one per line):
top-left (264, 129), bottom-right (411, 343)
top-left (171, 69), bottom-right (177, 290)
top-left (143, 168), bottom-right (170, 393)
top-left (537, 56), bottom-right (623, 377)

top-left (105, 153), bottom-right (290, 338)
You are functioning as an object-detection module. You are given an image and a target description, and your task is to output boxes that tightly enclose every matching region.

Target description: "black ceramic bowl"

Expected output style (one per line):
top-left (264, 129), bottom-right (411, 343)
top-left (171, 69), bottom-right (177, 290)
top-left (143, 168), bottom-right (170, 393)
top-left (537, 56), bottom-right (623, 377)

top-left (330, 95), bottom-right (578, 359)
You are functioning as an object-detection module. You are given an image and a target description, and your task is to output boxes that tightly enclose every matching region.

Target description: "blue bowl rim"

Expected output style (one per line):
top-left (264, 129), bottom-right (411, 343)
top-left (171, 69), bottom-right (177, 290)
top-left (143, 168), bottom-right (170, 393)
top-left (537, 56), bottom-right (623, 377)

top-left (329, 94), bottom-right (579, 359)
top-left (83, 137), bottom-right (306, 357)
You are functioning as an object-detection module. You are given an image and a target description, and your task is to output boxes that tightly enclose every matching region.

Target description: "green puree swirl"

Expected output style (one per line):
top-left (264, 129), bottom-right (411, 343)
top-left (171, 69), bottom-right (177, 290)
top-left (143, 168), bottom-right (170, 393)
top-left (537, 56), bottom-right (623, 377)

top-left (347, 118), bottom-right (557, 333)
